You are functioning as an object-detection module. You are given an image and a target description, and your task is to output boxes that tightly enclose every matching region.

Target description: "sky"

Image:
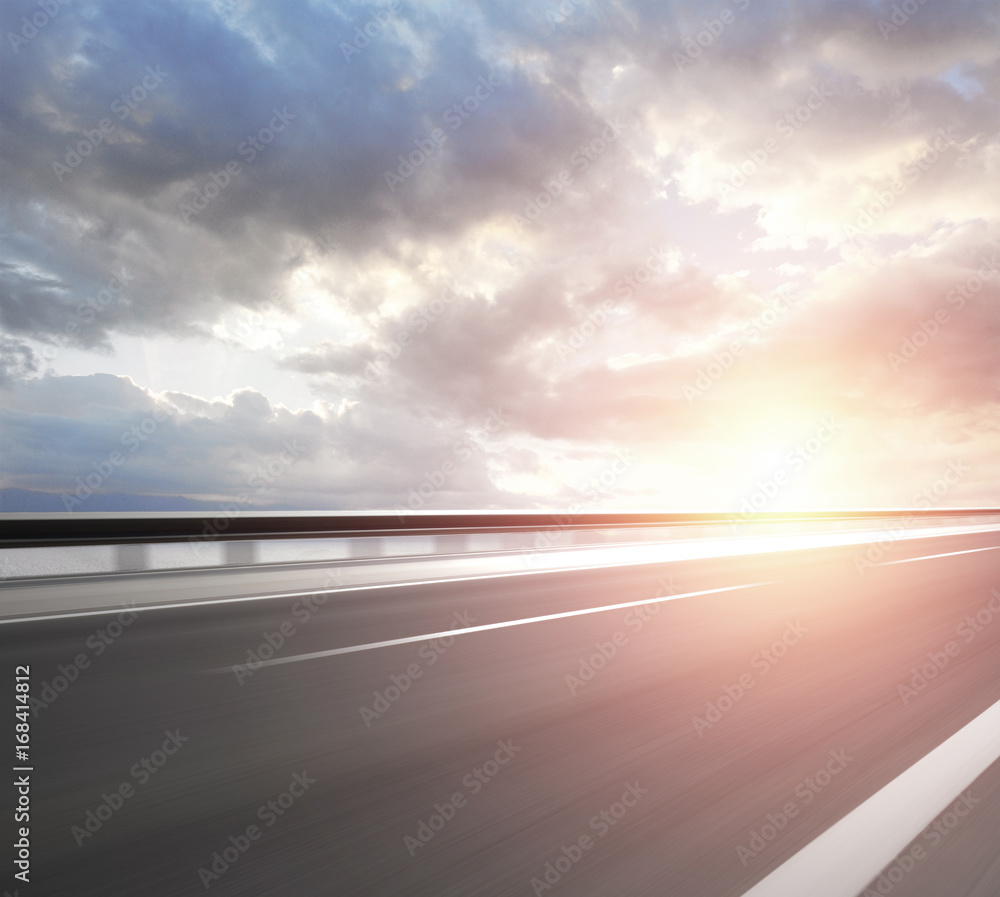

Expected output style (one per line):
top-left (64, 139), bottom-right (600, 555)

top-left (0, 0), bottom-right (998, 514)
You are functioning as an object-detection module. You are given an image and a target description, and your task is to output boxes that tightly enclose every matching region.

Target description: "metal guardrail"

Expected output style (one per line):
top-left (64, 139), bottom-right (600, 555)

top-left (2, 509), bottom-right (1000, 547)
top-left (1, 510), bottom-right (999, 581)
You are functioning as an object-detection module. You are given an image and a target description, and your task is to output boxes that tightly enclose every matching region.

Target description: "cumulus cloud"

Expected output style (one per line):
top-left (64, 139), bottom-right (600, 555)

top-left (1, 0), bottom-right (998, 510)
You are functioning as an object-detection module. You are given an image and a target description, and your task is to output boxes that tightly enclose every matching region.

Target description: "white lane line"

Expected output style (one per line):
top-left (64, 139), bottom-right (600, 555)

top-left (738, 696), bottom-right (1000, 897)
top-left (0, 557), bottom-right (764, 626)
top-left (210, 581), bottom-right (771, 671)
top-left (4, 523), bottom-right (996, 625)
top-left (878, 545), bottom-right (1000, 566)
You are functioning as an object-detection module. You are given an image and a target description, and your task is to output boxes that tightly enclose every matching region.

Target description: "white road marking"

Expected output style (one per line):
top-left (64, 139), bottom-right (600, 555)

top-left (2, 523), bottom-right (997, 624)
top-left (878, 545), bottom-right (1000, 565)
top-left (0, 562), bottom-right (761, 626)
top-left (738, 696), bottom-right (1000, 897)
top-left (214, 581), bottom-right (771, 670)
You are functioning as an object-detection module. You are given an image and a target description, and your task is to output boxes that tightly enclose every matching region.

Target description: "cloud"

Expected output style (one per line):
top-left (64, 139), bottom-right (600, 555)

top-left (1, 0), bottom-right (999, 510)
top-left (0, 335), bottom-right (39, 385)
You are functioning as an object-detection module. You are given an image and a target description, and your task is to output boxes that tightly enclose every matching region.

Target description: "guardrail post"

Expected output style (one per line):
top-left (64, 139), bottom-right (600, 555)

top-left (116, 543), bottom-right (148, 572)
top-left (224, 541), bottom-right (257, 566)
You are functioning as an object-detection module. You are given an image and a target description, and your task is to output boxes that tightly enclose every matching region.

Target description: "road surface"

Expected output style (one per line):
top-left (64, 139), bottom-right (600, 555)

top-left (2, 525), bottom-right (999, 896)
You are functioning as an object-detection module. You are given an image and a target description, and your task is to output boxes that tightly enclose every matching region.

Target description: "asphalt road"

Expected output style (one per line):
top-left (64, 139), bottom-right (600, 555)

top-left (1, 528), bottom-right (999, 896)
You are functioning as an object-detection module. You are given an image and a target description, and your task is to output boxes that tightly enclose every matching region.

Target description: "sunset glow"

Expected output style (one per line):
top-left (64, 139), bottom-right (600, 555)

top-left (1, 0), bottom-right (998, 512)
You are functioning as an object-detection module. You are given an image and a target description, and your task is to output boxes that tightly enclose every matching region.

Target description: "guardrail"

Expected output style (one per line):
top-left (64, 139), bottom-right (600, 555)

top-left (3, 508), bottom-right (1000, 547)
top-left (1, 509), bottom-right (999, 581)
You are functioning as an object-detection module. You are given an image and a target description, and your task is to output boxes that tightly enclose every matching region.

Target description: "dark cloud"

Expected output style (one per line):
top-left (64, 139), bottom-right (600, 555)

top-left (0, 335), bottom-right (39, 384)
top-left (1, 0), bottom-right (998, 509)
